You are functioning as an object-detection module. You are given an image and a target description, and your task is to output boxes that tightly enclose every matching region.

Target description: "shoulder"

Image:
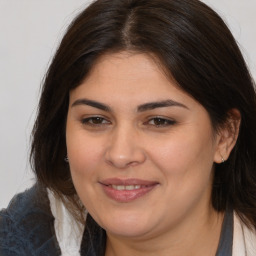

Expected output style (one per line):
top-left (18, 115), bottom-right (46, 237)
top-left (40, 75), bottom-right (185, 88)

top-left (0, 184), bottom-right (61, 256)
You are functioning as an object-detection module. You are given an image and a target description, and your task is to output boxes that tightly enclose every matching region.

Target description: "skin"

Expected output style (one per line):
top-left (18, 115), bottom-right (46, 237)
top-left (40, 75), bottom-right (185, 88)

top-left (66, 51), bottom-right (238, 256)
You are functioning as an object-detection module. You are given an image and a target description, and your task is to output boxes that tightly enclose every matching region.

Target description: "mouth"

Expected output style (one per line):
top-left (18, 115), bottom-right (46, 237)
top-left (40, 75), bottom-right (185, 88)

top-left (108, 184), bottom-right (149, 191)
top-left (99, 178), bottom-right (159, 202)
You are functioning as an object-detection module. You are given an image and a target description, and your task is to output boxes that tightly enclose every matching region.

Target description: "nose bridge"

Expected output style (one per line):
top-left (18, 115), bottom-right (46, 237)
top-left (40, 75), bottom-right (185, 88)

top-left (105, 122), bottom-right (146, 168)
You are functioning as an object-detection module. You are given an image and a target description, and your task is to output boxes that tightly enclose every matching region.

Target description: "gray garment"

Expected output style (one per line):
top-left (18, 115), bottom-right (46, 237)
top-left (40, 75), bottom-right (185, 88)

top-left (216, 211), bottom-right (233, 256)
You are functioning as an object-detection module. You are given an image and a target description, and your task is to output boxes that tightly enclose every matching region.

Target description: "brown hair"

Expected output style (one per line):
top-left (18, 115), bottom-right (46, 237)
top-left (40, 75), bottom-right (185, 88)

top-left (31, 0), bottom-right (256, 227)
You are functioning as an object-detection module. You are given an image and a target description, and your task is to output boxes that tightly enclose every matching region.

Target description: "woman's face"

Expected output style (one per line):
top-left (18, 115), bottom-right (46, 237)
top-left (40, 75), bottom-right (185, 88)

top-left (66, 51), bottom-right (222, 239)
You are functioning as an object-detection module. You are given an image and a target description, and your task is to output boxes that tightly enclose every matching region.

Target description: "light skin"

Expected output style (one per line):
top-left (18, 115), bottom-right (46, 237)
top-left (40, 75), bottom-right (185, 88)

top-left (66, 51), bottom-right (240, 256)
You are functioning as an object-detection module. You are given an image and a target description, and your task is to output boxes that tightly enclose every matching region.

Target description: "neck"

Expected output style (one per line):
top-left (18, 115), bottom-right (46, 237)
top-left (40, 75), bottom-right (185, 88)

top-left (105, 208), bottom-right (224, 256)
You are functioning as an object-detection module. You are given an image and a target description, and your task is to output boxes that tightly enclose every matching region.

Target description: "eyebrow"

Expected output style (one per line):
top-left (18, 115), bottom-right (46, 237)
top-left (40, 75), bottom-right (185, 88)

top-left (71, 98), bottom-right (188, 112)
top-left (71, 99), bottom-right (111, 112)
top-left (137, 100), bottom-right (189, 112)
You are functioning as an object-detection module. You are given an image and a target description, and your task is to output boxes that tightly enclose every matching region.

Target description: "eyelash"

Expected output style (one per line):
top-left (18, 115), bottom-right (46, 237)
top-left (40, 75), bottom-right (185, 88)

top-left (146, 117), bottom-right (176, 127)
top-left (81, 116), bottom-right (111, 127)
top-left (81, 116), bottom-right (176, 129)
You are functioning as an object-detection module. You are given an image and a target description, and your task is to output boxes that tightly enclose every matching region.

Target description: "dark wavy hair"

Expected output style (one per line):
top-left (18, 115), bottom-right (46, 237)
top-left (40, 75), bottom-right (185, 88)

top-left (30, 0), bottom-right (256, 227)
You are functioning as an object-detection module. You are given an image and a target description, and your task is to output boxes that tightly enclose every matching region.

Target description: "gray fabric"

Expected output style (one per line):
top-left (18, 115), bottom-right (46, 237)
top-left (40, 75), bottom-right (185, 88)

top-left (0, 184), bottom-right (61, 256)
top-left (216, 210), bottom-right (233, 256)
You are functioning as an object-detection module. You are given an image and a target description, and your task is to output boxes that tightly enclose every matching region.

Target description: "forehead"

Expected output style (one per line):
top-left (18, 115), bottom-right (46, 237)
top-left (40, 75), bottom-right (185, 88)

top-left (70, 51), bottom-right (192, 104)
top-left (68, 51), bottom-right (214, 133)
top-left (85, 51), bottom-right (169, 84)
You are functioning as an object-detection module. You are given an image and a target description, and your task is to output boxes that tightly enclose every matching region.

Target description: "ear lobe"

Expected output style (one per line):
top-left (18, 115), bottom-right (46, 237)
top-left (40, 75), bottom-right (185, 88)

top-left (214, 109), bottom-right (241, 163)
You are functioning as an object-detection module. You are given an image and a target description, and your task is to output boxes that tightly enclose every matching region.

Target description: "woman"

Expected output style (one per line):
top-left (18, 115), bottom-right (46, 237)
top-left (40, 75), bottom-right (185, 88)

top-left (1, 0), bottom-right (256, 255)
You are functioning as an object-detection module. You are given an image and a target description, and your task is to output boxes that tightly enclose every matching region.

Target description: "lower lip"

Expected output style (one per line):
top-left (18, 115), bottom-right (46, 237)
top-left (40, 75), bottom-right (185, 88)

top-left (101, 184), bottom-right (157, 203)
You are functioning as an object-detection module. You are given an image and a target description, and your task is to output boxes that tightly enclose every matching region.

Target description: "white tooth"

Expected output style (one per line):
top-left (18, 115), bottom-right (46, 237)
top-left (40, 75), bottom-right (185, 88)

top-left (111, 185), bottom-right (142, 190)
top-left (111, 185), bottom-right (124, 190)
top-left (125, 185), bottom-right (135, 190)
top-left (113, 185), bottom-right (125, 190)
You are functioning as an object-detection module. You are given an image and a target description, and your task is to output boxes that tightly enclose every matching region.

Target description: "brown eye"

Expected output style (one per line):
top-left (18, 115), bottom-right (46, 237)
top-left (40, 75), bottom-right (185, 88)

top-left (90, 117), bottom-right (104, 124)
top-left (153, 118), bottom-right (167, 126)
top-left (148, 117), bottom-right (176, 127)
top-left (81, 116), bottom-right (110, 126)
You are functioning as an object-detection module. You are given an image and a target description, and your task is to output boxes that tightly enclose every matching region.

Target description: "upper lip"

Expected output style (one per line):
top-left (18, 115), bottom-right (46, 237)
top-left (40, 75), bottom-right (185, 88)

top-left (100, 178), bottom-right (159, 186)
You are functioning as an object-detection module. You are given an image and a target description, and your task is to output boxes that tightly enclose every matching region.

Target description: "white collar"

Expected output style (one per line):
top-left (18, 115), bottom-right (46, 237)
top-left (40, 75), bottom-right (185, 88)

top-left (47, 188), bottom-right (86, 256)
top-left (233, 212), bottom-right (256, 256)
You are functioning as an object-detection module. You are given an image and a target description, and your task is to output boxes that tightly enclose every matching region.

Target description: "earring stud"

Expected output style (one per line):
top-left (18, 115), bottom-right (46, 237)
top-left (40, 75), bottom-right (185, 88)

top-left (64, 156), bottom-right (69, 162)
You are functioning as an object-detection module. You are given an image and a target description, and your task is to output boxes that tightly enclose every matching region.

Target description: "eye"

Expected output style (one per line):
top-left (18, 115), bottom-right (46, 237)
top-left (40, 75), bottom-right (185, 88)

top-left (81, 116), bottom-right (110, 126)
top-left (147, 117), bottom-right (176, 127)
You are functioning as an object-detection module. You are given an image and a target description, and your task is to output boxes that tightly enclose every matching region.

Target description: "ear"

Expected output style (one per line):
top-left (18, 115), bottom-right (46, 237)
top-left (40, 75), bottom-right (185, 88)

top-left (214, 109), bottom-right (241, 163)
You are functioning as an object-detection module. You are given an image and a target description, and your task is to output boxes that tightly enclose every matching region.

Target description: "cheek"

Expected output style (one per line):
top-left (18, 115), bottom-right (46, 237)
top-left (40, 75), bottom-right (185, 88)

top-left (68, 142), bottom-right (102, 177)
top-left (70, 143), bottom-right (98, 166)
top-left (148, 126), bottom-right (215, 181)
top-left (66, 123), bottom-right (103, 179)
top-left (66, 133), bottom-right (104, 206)
top-left (149, 130), bottom-right (215, 215)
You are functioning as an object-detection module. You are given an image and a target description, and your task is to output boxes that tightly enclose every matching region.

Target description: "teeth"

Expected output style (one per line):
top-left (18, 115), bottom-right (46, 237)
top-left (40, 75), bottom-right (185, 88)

top-left (111, 185), bottom-right (143, 190)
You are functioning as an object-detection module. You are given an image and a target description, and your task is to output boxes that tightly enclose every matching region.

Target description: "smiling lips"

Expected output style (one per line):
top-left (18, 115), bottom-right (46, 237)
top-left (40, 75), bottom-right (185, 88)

top-left (110, 184), bottom-right (144, 190)
top-left (100, 178), bottom-right (158, 202)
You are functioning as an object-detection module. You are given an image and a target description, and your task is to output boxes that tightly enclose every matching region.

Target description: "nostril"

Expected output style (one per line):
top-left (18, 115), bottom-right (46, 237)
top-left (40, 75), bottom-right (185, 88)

top-left (105, 158), bottom-right (134, 169)
top-left (104, 131), bottom-right (146, 168)
top-left (105, 151), bottom-right (146, 169)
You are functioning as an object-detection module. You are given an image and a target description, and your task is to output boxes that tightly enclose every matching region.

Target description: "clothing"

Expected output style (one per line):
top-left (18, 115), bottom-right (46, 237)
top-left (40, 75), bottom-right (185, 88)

top-left (216, 210), bottom-right (233, 256)
top-left (0, 184), bottom-right (255, 256)
top-left (0, 184), bottom-right (61, 255)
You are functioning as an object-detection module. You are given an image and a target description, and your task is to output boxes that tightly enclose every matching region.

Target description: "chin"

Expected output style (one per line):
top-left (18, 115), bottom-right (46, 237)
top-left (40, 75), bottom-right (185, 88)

top-left (96, 211), bottom-right (155, 238)
top-left (106, 223), bottom-right (152, 239)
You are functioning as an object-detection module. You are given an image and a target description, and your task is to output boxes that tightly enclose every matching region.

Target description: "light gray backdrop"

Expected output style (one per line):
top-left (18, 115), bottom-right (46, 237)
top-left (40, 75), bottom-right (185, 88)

top-left (1, 0), bottom-right (255, 208)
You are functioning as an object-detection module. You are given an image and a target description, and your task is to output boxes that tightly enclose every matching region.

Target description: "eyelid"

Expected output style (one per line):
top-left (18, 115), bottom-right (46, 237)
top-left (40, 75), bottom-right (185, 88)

top-left (145, 116), bottom-right (176, 127)
top-left (79, 114), bottom-right (176, 128)
top-left (80, 115), bottom-right (111, 126)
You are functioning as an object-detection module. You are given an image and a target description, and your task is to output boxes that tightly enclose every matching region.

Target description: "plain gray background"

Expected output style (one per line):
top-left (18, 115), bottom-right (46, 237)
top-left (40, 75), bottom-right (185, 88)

top-left (1, 0), bottom-right (256, 208)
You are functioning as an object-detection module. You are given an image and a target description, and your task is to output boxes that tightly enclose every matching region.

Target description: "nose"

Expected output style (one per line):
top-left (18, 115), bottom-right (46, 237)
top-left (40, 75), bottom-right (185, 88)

top-left (105, 125), bottom-right (146, 169)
